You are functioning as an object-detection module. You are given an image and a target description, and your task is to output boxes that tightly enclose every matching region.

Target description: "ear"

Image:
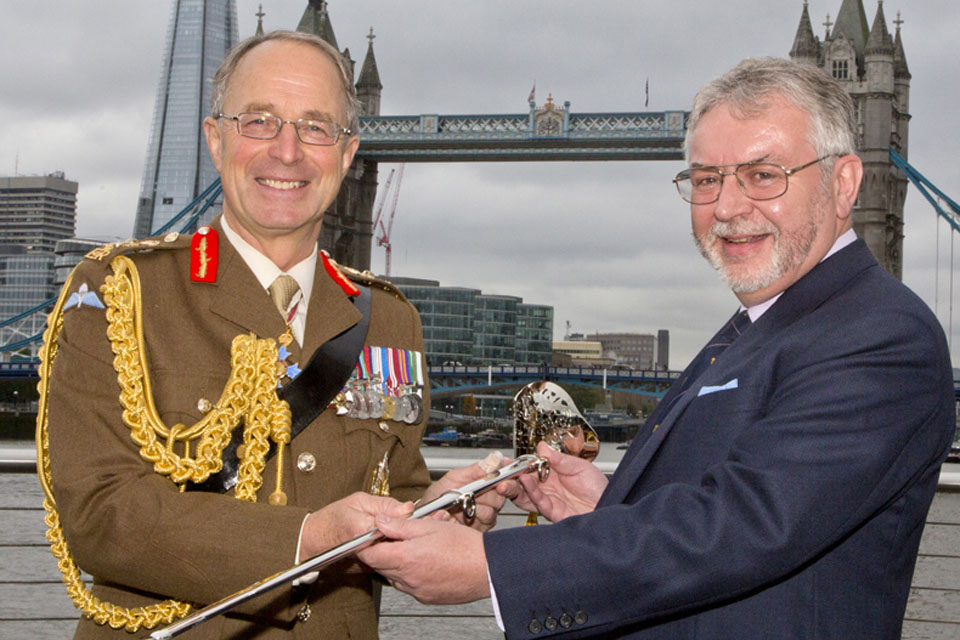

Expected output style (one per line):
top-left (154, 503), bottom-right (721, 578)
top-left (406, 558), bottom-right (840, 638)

top-left (832, 153), bottom-right (863, 221)
top-left (340, 134), bottom-right (360, 176)
top-left (203, 116), bottom-right (224, 173)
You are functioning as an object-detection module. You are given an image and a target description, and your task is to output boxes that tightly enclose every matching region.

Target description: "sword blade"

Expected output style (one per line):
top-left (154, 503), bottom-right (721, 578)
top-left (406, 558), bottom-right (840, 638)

top-left (149, 454), bottom-right (546, 639)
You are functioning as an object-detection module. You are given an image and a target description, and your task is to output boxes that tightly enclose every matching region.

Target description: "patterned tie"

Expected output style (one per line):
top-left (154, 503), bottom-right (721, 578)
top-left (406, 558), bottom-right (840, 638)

top-left (267, 275), bottom-right (300, 319)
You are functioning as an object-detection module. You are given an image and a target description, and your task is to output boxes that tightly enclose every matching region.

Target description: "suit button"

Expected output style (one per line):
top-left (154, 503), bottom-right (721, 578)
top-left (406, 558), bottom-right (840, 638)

top-left (559, 613), bottom-right (573, 628)
top-left (574, 610), bottom-right (588, 625)
top-left (297, 452), bottom-right (317, 473)
top-left (544, 616), bottom-right (558, 631)
top-left (528, 618), bottom-right (543, 634)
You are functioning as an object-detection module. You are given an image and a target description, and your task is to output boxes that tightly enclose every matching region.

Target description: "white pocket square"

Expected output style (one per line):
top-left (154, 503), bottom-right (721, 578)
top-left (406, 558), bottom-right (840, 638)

top-left (698, 378), bottom-right (738, 397)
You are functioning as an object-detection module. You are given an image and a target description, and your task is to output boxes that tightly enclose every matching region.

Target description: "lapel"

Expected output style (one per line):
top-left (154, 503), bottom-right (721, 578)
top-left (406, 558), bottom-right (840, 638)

top-left (205, 218), bottom-right (288, 340)
top-left (203, 217), bottom-right (363, 361)
top-left (600, 240), bottom-right (878, 506)
top-left (300, 256), bottom-right (363, 359)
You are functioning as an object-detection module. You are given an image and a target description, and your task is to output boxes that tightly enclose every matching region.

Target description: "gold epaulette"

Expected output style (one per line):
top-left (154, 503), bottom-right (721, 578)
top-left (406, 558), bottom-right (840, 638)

top-left (83, 232), bottom-right (189, 262)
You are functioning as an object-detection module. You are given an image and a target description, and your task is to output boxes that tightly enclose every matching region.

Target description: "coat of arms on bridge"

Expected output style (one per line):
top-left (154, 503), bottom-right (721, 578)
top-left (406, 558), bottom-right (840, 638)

top-left (532, 94), bottom-right (567, 137)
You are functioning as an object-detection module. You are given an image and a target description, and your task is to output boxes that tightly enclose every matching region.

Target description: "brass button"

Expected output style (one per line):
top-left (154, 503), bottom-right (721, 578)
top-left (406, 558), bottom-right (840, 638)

top-left (574, 610), bottom-right (588, 625)
top-left (559, 613), bottom-right (573, 628)
top-left (544, 616), bottom-right (558, 631)
top-left (197, 398), bottom-right (212, 413)
top-left (378, 421), bottom-right (390, 433)
top-left (297, 603), bottom-right (311, 622)
top-left (297, 452), bottom-right (317, 473)
top-left (527, 619), bottom-right (542, 634)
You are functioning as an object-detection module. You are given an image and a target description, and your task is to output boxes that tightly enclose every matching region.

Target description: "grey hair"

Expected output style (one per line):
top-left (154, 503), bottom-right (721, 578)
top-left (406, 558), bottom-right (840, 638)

top-left (683, 57), bottom-right (857, 170)
top-left (210, 30), bottom-right (360, 136)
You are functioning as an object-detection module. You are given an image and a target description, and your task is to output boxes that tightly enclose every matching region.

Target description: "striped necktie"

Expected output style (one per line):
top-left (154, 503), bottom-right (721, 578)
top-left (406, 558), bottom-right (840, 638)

top-left (675, 309), bottom-right (751, 396)
top-left (268, 275), bottom-right (300, 319)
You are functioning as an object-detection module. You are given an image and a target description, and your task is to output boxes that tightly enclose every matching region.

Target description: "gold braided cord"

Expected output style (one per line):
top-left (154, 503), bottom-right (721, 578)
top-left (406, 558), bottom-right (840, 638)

top-left (36, 255), bottom-right (292, 631)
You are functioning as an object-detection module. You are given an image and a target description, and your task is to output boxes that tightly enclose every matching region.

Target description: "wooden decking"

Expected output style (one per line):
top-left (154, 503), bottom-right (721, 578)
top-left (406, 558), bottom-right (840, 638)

top-left (1, 459), bottom-right (958, 639)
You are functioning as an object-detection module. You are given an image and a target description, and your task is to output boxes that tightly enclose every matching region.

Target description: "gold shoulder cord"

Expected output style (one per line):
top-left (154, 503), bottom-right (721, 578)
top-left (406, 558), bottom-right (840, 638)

top-left (36, 255), bottom-right (293, 632)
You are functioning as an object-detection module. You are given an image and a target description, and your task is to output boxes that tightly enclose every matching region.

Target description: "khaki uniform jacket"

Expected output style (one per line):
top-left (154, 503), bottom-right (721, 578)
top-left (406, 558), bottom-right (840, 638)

top-left (46, 219), bottom-right (430, 639)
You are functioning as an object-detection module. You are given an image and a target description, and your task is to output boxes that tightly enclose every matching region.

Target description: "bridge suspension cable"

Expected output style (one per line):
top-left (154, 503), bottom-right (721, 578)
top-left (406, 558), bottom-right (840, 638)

top-left (890, 147), bottom-right (960, 350)
top-left (890, 148), bottom-right (960, 233)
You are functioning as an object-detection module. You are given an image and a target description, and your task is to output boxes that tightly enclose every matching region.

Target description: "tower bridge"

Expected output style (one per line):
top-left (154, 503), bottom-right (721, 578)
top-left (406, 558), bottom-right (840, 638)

top-left (3, 1), bottom-right (957, 397)
top-left (355, 106), bottom-right (688, 163)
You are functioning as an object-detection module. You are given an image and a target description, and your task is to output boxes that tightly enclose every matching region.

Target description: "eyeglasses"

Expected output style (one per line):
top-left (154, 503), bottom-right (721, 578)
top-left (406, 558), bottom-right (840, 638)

top-left (218, 112), bottom-right (352, 146)
top-left (672, 155), bottom-right (837, 204)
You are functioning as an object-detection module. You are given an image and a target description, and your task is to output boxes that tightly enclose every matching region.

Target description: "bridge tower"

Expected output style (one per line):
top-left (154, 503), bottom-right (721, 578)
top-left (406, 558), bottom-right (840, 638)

top-left (297, 0), bottom-right (380, 271)
top-left (790, 0), bottom-right (910, 279)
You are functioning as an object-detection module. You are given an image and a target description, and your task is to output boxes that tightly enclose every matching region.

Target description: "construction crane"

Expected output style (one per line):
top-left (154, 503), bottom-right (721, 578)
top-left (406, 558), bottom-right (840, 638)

top-left (372, 163), bottom-right (405, 276)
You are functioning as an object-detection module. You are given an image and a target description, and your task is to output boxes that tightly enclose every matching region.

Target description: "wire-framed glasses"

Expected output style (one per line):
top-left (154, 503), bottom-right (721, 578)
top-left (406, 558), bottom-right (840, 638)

top-left (673, 155), bottom-right (837, 204)
top-left (218, 112), bottom-right (352, 146)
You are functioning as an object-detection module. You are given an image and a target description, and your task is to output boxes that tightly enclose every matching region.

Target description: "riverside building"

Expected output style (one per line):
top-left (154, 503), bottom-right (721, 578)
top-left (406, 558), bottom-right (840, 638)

top-left (390, 277), bottom-right (553, 367)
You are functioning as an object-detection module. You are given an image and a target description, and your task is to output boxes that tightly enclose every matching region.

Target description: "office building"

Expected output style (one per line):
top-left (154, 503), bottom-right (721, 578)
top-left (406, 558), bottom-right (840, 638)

top-left (0, 173), bottom-right (77, 253)
top-left (656, 329), bottom-right (670, 371)
top-left (391, 277), bottom-right (553, 366)
top-left (132, 0), bottom-right (238, 238)
top-left (586, 332), bottom-right (657, 370)
top-left (551, 340), bottom-right (612, 368)
top-left (0, 172), bottom-right (78, 360)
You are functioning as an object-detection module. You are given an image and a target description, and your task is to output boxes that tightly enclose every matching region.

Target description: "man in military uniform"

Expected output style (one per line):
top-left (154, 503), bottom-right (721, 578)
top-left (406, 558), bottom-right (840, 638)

top-left (40, 30), bottom-right (441, 639)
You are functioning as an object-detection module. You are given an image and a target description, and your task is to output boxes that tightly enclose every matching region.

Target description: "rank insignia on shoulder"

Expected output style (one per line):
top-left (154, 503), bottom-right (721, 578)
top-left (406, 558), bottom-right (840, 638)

top-left (190, 226), bottom-right (219, 283)
top-left (63, 282), bottom-right (105, 311)
top-left (332, 346), bottom-right (426, 424)
top-left (320, 250), bottom-right (360, 297)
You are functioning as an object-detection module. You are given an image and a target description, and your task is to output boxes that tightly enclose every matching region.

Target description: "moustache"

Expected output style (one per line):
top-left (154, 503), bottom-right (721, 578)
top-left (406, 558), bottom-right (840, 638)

top-left (706, 220), bottom-right (780, 241)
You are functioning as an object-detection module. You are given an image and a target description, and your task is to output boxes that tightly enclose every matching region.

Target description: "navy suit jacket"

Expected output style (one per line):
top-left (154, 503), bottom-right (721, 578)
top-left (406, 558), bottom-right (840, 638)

top-left (485, 240), bottom-right (954, 639)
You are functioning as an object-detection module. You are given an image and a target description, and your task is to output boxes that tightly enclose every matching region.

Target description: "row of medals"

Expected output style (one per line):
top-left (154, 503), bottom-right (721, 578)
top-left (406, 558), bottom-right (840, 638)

top-left (275, 329), bottom-right (422, 425)
top-left (334, 379), bottom-right (423, 424)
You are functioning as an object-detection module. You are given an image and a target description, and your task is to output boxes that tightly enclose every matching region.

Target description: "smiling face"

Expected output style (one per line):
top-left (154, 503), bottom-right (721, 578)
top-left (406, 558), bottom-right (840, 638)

top-left (687, 96), bottom-right (851, 306)
top-left (203, 39), bottom-right (359, 268)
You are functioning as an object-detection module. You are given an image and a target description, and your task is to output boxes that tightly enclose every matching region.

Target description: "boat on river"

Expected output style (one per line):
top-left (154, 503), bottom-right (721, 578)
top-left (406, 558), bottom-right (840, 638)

top-left (421, 427), bottom-right (473, 447)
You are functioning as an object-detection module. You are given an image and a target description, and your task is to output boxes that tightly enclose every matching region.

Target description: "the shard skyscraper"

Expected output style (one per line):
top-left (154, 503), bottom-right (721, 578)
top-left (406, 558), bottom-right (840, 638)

top-left (133, 0), bottom-right (238, 238)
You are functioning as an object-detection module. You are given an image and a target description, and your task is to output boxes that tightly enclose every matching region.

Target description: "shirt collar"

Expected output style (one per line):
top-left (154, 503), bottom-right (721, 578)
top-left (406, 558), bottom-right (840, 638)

top-left (220, 215), bottom-right (317, 309)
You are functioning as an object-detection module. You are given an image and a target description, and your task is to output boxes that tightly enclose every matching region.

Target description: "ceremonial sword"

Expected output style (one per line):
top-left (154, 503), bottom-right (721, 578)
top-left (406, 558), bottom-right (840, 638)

top-left (148, 454), bottom-right (549, 639)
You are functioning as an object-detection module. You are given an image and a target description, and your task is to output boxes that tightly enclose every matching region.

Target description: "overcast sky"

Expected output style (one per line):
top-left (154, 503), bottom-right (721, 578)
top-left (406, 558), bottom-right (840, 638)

top-left (2, 1), bottom-right (958, 367)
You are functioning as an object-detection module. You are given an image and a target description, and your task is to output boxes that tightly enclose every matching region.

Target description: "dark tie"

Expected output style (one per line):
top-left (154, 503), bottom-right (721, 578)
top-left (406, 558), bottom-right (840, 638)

top-left (675, 309), bottom-right (751, 395)
top-left (619, 309), bottom-right (751, 469)
top-left (645, 309), bottom-right (751, 425)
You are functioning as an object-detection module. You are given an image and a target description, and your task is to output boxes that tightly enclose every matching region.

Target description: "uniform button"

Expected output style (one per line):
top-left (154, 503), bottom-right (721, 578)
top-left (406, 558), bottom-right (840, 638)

top-left (574, 610), bottom-right (588, 625)
top-left (197, 398), bottom-right (212, 413)
top-left (378, 421), bottom-right (390, 432)
top-left (527, 619), bottom-right (542, 634)
top-left (163, 232), bottom-right (179, 242)
top-left (297, 452), bottom-right (317, 473)
top-left (559, 613), bottom-right (573, 628)
top-left (544, 616), bottom-right (558, 631)
top-left (297, 603), bottom-right (311, 622)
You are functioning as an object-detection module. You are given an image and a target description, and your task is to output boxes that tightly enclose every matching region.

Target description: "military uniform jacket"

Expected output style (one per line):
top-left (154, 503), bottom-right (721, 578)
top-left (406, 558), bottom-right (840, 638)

top-left (45, 219), bottom-right (430, 639)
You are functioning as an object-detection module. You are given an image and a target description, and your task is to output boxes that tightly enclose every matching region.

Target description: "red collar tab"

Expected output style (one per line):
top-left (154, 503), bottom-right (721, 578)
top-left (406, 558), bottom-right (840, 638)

top-left (321, 251), bottom-right (360, 296)
top-left (190, 226), bottom-right (219, 283)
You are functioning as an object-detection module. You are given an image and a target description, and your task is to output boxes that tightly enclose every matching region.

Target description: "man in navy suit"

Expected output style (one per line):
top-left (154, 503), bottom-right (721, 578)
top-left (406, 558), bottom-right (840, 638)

top-left (360, 57), bottom-right (955, 639)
